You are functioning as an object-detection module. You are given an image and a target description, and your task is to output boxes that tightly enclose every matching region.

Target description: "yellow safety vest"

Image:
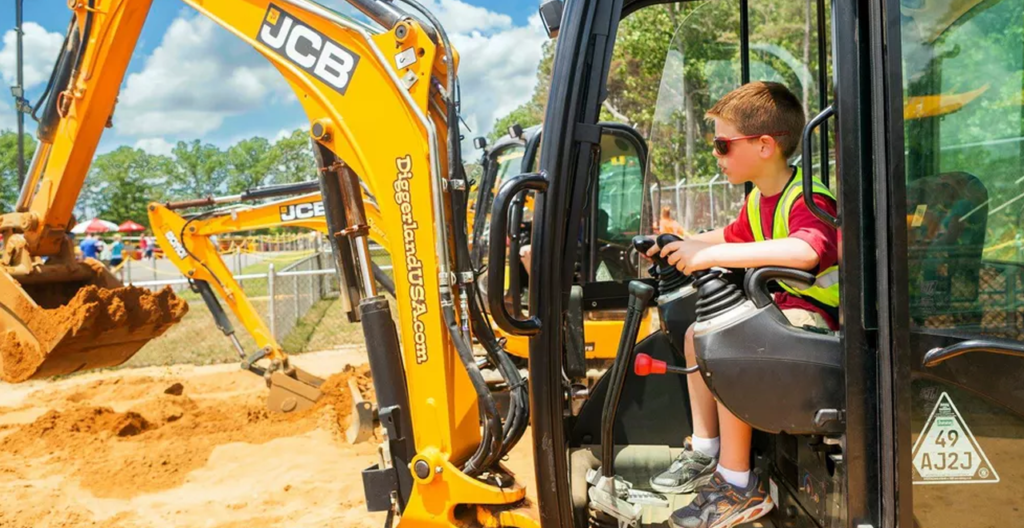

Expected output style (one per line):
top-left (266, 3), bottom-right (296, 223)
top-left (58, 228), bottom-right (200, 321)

top-left (746, 167), bottom-right (840, 308)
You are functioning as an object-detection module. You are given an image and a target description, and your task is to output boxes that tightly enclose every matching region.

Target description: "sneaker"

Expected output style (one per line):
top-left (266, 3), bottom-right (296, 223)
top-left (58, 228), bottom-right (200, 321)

top-left (668, 472), bottom-right (774, 528)
top-left (649, 437), bottom-right (718, 493)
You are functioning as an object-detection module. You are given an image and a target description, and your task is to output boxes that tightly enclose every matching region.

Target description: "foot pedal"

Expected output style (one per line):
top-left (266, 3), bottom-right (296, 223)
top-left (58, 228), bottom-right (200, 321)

top-left (267, 367), bottom-right (323, 413)
top-left (346, 378), bottom-right (376, 444)
top-left (585, 468), bottom-right (668, 527)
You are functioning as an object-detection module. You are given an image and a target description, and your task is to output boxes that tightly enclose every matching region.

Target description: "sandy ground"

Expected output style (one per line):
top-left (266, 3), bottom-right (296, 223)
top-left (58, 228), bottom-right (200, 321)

top-left (0, 346), bottom-right (535, 528)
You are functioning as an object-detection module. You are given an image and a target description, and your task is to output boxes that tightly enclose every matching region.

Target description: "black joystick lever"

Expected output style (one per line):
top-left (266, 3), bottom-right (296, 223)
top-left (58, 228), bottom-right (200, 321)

top-left (632, 236), bottom-right (661, 278)
top-left (600, 280), bottom-right (655, 477)
top-left (631, 234), bottom-right (690, 292)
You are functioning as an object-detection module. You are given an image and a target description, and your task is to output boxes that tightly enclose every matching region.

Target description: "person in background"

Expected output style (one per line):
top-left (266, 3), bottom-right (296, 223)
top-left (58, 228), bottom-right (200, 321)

top-left (79, 233), bottom-right (99, 261)
top-left (110, 234), bottom-right (125, 269)
top-left (96, 237), bottom-right (109, 264)
top-left (139, 233), bottom-right (149, 258)
top-left (659, 206), bottom-right (687, 236)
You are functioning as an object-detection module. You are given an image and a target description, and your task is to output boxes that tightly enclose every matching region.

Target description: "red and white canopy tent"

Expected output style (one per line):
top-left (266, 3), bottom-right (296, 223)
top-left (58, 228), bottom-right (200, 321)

top-left (118, 220), bottom-right (145, 233)
top-left (70, 218), bottom-right (119, 235)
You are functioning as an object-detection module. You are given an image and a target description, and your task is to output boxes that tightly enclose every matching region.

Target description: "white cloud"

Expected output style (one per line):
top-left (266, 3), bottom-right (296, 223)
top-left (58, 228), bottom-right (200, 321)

top-left (115, 15), bottom-right (293, 137)
top-left (0, 22), bottom-right (65, 90)
top-left (0, 100), bottom-right (16, 131)
top-left (319, 0), bottom-right (510, 34)
top-left (314, 0), bottom-right (540, 144)
top-left (133, 137), bottom-right (175, 156)
top-left (450, 14), bottom-right (547, 142)
top-left (275, 126), bottom-right (300, 141)
top-left (420, 0), bottom-right (513, 34)
top-left (113, 3), bottom-right (546, 151)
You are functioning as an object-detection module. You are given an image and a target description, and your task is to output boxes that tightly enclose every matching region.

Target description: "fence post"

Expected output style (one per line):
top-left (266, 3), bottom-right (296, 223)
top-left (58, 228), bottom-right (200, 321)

top-left (294, 271), bottom-right (301, 323)
top-left (309, 261), bottom-right (316, 303)
top-left (675, 179), bottom-right (685, 224)
top-left (708, 174), bottom-right (721, 228)
top-left (268, 263), bottom-right (277, 340)
top-left (126, 258), bottom-right (132, 284)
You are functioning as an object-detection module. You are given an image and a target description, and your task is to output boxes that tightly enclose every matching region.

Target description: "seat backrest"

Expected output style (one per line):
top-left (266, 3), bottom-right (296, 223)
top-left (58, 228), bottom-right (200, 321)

top-left (905, 171), bottom-right (989, 318)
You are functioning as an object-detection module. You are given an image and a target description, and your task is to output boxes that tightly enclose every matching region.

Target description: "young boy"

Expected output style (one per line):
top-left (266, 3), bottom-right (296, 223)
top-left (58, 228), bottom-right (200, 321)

top-left (646, 81), bottom-right (839, 528)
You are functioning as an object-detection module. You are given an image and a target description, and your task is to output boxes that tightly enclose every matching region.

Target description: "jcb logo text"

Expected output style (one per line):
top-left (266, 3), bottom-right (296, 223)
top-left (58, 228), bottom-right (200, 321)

top-left (280, 202), bottom-right (326, 221)
top-left (258, 4), bottom-right (360, 95)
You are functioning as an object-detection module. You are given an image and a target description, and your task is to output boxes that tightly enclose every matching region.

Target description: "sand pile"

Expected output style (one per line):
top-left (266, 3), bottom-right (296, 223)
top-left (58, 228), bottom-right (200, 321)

top-left (0, 285), bottom-right (188, 382)
top-left (0, 365), bottom-right (372, 499)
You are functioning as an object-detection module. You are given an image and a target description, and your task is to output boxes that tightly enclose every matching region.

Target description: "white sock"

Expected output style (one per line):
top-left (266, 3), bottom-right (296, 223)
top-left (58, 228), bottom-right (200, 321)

top-left (717, 464), bottom-right (751, 489)
top-left (691, 435), bottom-right (720, 458)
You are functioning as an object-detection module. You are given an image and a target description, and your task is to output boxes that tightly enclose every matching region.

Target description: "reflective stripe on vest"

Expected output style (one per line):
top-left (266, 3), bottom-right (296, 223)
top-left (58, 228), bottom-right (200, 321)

top-left (746, 166), bottom-right (840, 307)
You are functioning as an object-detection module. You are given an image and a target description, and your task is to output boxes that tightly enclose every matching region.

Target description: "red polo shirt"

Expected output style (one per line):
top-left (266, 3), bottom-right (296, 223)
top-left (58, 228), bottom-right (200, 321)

top-left (723, 189), bottom-right (839, 330)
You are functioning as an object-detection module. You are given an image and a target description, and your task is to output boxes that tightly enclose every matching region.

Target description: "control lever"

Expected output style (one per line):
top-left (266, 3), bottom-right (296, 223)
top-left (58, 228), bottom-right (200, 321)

top-left (601, 280), bottom-right (655, 477)
top-left (634, 352), bottom-right (699, 376)
top-left (588, 281), bottom-right (667, 525)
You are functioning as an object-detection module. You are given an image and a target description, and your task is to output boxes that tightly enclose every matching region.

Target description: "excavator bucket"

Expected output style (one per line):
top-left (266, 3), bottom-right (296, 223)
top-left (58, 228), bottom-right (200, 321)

top-left (267, 367), bottom-right (324, 414)
top-left (0, 260), bottom-right (188, 383)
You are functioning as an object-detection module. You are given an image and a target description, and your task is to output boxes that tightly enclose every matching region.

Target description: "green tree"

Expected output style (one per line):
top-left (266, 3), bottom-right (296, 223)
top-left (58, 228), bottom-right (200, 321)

top-left (0, 131), bottom-right (37, 213)
top-left (226, 136), bottom-right (275, 193)
top-left (83, 147), bottom-right (173, 227)
top-left (270, 129), bottom-right (316, 183)
top-left (169, 139), bottom-right (228, 198)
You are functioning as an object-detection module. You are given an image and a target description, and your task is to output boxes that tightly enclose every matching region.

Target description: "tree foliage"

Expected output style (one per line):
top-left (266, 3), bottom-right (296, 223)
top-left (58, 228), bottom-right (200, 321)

top-left (0, 131), bottom-right (37, 213)
top-left (0, 127), bottom-right (322, 226)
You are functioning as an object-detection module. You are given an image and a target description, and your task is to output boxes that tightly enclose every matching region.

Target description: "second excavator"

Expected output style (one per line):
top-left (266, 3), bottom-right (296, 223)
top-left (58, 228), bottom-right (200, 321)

top-left (147, 180), bottom-right (395, 414)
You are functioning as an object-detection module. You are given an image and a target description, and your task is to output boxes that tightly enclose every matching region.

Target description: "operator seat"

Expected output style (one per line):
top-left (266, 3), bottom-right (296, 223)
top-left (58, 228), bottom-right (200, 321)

top-left (905, 172), bottom-right (988, 328)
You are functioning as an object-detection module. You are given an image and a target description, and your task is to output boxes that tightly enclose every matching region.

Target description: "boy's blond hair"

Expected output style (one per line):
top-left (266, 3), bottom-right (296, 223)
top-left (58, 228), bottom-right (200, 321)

top-left (705, 81), bottom-right (805, 158)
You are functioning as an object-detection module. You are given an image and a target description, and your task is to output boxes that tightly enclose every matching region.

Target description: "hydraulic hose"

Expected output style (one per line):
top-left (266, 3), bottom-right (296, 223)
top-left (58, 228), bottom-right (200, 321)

top-left (445, 302), bottom-right (504, 475)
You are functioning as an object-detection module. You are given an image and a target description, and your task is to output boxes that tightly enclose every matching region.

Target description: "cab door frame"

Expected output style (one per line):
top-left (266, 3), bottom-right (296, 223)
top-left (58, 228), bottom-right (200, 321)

top-left (833, 1), bottom-right (889, 527)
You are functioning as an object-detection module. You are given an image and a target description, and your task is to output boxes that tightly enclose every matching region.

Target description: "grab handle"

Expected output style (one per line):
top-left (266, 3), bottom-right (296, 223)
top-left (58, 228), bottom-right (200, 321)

top-left (801, 105), bottom-right (838, 227)
top-left (487, 173), bottom-right (548, 336)
top-left (744, 266), bottom-right (816, 309)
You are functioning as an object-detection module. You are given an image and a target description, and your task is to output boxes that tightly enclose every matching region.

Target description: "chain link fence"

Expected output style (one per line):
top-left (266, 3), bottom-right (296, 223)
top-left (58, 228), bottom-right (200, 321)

top-left (123, 245), bottom-right (393, 370)
top-left (653, 178), bottom-right (747, 234)
top-left (916, 260), bottom-right (1024, 340)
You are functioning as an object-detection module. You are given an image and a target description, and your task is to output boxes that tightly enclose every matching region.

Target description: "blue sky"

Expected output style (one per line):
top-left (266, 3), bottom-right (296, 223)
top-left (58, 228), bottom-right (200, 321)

top-left (0, 0), bottom-right (546, 156)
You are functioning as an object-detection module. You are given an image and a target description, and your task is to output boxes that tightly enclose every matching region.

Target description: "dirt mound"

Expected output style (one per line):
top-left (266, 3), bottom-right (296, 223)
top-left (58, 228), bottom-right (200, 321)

top-left (0, 364), bottom-right (373, 499)
top-left (0, 286), bottom-right (188, 383)
top-left (312, 364), bottom-right (374, 433)
top-left (5, 406), bottom-right (153, 439)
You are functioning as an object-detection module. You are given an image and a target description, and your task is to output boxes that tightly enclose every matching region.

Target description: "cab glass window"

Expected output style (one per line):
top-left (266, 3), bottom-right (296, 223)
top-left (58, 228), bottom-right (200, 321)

top-left (901, 0), bottom-right (1024, 338)
top-left (642, 0), bottom-right (832, 238)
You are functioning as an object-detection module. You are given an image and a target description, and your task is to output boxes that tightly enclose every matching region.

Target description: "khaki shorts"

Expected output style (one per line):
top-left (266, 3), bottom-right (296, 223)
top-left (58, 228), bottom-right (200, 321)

top-left (783, 308), bottom-right (831, 331)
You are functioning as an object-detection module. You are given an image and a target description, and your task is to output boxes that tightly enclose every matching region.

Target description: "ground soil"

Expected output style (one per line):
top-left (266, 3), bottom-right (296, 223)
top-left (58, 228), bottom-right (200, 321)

top-left (0, 286), bottom-right (188, 383)
top-left (0, 349), bottom-right (372, 527)
top-left (0, 347), bottom-right (536, 528)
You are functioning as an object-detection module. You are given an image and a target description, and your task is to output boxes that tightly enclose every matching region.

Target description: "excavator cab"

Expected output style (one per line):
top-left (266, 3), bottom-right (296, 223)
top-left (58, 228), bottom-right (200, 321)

top-left (490, 0), bottom-right (1024, 526)
top-left (479, 123), bottom-right (653, 363)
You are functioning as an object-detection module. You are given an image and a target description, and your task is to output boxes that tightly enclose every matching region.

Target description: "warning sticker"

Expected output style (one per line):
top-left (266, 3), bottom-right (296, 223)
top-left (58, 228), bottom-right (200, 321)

top-left (912, 392), bottom-right (999, 485)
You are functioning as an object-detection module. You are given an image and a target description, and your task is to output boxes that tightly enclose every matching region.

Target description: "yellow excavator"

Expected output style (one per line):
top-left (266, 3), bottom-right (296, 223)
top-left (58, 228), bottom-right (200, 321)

top-left (147, 181), bottom-right (394, 416)
top-left (0, 0), bottom-right (535, 523)
top-left (4, 0), bottom-right (1012, 526)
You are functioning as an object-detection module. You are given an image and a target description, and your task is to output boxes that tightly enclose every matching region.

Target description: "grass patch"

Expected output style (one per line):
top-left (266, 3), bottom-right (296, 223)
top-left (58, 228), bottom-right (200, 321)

top-left (280, 298), bottom-right (333, 352)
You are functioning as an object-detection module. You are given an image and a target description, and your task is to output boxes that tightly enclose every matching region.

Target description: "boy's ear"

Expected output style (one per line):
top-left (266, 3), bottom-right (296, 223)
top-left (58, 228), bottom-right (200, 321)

top-left (758, 135), bottom-right (777, 159)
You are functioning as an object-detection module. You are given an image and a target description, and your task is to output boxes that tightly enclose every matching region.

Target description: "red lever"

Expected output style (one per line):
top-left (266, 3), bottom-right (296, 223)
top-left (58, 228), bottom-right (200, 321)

top-left (634, 353), bottom-right (667, 376)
